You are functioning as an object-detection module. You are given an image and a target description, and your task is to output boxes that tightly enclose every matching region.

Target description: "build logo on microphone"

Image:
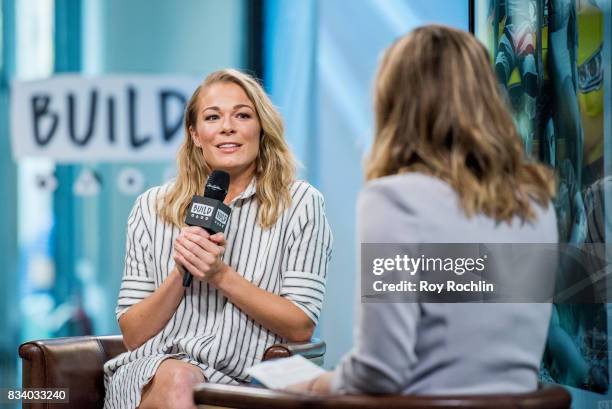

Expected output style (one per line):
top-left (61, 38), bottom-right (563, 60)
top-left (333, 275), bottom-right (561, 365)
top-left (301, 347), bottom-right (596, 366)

top-left (191, 203), bottom-right (214, 218)
top-left (215, 209), bottom-right (229, 225)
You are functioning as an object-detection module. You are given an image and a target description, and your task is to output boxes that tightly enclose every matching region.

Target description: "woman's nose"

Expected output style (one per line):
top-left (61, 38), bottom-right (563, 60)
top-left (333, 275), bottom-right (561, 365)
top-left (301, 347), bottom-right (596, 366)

top-left (220, 115), bottom-right (235, 134)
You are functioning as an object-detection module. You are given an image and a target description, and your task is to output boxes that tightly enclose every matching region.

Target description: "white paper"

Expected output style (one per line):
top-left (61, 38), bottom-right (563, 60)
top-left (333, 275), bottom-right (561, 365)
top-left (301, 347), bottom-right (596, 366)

top-left (246, 355), bottom-right (326, 389)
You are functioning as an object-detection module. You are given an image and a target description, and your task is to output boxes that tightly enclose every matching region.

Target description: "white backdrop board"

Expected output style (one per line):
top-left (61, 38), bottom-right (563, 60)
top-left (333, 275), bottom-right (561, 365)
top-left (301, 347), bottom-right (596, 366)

top-left (11, 74), bottom-right (201, 162)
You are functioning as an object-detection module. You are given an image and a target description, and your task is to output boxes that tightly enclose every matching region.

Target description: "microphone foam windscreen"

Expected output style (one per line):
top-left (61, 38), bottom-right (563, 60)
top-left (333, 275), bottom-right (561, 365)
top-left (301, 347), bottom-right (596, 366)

top-left (204, 170), bottom-right (230, 201)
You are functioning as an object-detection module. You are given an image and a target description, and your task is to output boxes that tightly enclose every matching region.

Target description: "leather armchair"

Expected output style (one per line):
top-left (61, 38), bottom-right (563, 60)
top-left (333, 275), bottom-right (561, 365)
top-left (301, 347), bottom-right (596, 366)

top-left (194, 383), bottom-right (572, 409)
top-left (18, 335), bottom-right (325, 409)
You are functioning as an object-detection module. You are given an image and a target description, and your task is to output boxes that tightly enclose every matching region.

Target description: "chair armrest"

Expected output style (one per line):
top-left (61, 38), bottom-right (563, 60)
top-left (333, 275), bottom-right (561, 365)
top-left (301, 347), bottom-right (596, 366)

top-left (194, 383), bottom-right (572, 409)
top-left (262, 338), bottom-right (325, 364)
top-left (18, 335), bottom-right (126, 409)
top-left (195, 383), bottom-right (310, 409)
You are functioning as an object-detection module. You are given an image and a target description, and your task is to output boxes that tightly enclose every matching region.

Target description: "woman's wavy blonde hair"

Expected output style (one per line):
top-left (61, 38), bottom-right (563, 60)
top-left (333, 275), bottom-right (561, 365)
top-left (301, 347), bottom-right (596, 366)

top-left (366, 25), bottom-right (555, 222)
top-left (158, 69), bottom-right (296, 229)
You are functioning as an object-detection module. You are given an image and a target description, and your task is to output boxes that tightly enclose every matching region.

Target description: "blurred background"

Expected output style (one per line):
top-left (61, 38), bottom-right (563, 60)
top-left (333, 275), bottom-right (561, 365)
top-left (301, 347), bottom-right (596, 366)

top-left (0, 0), bottom-right (610, 408)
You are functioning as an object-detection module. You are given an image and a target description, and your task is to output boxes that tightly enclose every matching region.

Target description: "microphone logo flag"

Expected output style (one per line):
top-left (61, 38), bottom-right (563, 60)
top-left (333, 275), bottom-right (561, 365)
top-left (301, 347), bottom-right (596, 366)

top-left (215, 209), bottom-right (229, 225)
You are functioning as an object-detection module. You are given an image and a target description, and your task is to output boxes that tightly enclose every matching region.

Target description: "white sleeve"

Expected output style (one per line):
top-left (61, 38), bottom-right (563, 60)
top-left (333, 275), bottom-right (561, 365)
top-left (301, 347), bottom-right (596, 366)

top-left (280, 186), bottom-right (333, 325)
top-left (115, 193), bottom-right (156, 320)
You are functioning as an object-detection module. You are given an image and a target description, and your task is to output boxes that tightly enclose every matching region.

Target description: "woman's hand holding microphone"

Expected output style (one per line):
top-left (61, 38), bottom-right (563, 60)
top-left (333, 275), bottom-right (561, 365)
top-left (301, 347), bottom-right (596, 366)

top-left (173, 226), bottom-right (228, 287)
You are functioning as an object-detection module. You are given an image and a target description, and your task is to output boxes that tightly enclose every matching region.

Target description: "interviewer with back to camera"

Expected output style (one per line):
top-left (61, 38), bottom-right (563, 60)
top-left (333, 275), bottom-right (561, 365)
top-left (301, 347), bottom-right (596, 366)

top-left (103, 69), bottom-right (333, 409)
top-left (294, 25), bottom-right (558, 395)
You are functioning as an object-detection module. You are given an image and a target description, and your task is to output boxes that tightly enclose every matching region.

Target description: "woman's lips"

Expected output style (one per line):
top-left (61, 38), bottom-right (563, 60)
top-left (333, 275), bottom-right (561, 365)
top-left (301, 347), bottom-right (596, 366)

top-left (216, 143), bottom-right (242, 153)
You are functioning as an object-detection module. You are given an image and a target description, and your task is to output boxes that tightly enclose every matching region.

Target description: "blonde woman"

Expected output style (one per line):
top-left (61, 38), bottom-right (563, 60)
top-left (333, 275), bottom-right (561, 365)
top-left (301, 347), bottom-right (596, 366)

top-left (103, 69), bottom-right (332, 409)
top-left (295, 25), bottom-right (557, 395)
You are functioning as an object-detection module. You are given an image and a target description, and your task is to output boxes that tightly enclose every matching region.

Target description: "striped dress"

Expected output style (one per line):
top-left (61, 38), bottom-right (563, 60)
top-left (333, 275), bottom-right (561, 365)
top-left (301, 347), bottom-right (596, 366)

top-left (103, 179), bottom-right (333, 409)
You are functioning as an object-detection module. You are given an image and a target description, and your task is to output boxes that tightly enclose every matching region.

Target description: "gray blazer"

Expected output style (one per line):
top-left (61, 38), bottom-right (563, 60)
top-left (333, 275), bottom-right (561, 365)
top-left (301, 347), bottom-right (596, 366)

top-left (330, 173), bottom-right (558, 395)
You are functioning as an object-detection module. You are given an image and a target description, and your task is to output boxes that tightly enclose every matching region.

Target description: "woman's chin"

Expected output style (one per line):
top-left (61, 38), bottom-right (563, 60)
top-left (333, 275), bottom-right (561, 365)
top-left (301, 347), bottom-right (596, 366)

top-left (209, 162), bottom-right (255, 178)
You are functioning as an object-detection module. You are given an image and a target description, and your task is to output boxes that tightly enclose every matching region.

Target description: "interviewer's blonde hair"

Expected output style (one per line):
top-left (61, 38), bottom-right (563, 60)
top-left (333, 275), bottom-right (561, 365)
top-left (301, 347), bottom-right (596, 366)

top-left (158, 69), bottom-right (296, 229)
top-left (366, 25), bottom-right (555, 222)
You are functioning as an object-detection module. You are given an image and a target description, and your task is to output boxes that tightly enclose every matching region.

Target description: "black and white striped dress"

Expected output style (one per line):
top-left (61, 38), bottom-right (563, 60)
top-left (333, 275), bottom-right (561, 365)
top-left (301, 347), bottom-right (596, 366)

top-left (103, 179), bottom-right (333, 409)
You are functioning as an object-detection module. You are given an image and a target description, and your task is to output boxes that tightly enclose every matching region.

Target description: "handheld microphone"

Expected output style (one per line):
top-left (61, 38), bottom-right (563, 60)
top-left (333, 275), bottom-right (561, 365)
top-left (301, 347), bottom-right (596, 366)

top-left (182, 170), bottom-right (231, 287)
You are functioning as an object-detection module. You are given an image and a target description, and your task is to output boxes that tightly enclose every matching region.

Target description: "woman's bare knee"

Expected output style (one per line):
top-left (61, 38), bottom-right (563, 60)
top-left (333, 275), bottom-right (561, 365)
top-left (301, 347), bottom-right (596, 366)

top-left (138, 360), bottom-right (205, 409)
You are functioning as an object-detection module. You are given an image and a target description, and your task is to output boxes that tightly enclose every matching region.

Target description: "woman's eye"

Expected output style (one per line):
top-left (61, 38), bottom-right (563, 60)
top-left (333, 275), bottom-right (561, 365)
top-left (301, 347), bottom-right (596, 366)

top-left (236, 112), bottom-right (251, 119)
top-left (205, 114), bottom-right (220, 121)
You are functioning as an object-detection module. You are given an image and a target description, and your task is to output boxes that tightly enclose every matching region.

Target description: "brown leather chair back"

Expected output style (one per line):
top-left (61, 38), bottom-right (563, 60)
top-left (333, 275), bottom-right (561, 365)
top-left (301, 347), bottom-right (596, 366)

top-left (19, 335), bottom-right (126, 409)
